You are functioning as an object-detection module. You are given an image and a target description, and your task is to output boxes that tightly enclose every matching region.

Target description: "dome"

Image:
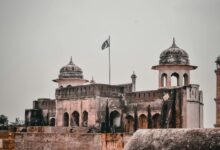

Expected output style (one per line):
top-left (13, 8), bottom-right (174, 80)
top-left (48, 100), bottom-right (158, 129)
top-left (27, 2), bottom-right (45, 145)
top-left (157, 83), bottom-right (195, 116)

top-left (216, 55), bottom-right (220, 64)
top-left (159, 38), bottom-right (189, 65)
top-left (59, 57), bottom-right (83, 79)
top-left (131, 71), bottom-right (137, 79)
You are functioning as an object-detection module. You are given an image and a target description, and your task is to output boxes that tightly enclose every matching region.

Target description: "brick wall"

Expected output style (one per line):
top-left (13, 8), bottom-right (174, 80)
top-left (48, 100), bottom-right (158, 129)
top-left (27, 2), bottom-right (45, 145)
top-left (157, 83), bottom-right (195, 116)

top-left (0, 132), bottom-right (14, 150)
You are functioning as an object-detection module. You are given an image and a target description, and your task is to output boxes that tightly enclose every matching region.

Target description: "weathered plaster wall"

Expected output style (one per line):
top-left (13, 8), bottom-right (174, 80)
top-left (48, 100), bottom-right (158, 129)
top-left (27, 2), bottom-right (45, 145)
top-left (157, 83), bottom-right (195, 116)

top-left (0, 132), bottom-right (14, 150)
top-left (15, 130), bottom-right (131, 150)
top-left (15, 133), bottom-right (102, 150)
top-left (124, 129), bottom-right (220, 150)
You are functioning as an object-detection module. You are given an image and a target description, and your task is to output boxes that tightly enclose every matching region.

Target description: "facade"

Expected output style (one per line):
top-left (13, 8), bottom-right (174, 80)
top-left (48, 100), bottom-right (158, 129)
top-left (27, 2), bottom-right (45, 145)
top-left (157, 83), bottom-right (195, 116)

top-left (215, 55), bottom-right (220, 127)
top-left (25, 39), bottom-right (203, 132)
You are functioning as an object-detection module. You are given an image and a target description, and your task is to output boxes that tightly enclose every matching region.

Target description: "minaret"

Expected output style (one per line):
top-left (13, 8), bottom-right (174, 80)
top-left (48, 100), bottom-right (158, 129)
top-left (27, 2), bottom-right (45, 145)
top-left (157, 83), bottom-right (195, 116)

top-left (215, 55), bottom-right (220, 127)
top-left (131, 71), bottom-right (137, 92)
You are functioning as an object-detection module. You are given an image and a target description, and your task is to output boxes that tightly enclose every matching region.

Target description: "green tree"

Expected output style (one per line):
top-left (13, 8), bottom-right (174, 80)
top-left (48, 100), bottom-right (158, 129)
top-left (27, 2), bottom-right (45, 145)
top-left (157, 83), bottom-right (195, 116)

top-left (147, 105), bottom-right (152, 128)
top-left (105, 100), bottom-right (110, 132)
top-left (0, 114), bottom-right (8, 126)
top-left (134, 106), bottom-right (138, 131)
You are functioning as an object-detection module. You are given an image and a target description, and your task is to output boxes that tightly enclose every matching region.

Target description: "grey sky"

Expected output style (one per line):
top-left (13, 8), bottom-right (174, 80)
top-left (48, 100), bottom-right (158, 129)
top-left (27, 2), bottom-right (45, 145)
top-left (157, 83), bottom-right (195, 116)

top-left (0, 0), bottom-right (219, 127)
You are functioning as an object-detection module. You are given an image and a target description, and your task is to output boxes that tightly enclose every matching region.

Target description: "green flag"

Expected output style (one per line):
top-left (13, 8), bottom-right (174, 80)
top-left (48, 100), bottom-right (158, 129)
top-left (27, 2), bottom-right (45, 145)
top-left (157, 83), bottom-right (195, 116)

top-left (101, 39), bottom-right (110, 50)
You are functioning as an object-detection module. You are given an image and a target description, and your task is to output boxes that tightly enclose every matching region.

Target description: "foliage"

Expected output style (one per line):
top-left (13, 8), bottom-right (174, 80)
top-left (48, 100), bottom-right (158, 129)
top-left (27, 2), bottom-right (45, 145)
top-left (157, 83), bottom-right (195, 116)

top-left (133, 106), bottom-right (138, 131)
top-left (0, 114), bottom-right (8, 126)
top-left (147, 105), bottom-right (152, 129)
top-left (104, 100), bottom-right (110, 132)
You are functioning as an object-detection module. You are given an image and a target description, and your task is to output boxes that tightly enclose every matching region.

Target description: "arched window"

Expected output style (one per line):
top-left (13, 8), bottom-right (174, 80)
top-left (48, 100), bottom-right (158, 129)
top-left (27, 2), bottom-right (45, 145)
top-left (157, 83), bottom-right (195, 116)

top-left (82, 111), bottom-right (88, 127)
top-left (138, 114), bottom-right (148, 129)
top-left (71, 111), bottom-right (80, 127)
top-left (171, 72), bottom-right (179, 86)
top-left (110, 111), bottom-right (120, 128)
top-left (183, 73), bottom-right (189, 86)
top-left (63, 112), bottom-right (69, 127)
top-left (50, 118), bottom-right (55, 126)
top-left (161, 73), bottom-right (167, 87)
top-left (152, 113), bottom-right (160, 128)
top-left (125, 115), bottom-right (134, 132)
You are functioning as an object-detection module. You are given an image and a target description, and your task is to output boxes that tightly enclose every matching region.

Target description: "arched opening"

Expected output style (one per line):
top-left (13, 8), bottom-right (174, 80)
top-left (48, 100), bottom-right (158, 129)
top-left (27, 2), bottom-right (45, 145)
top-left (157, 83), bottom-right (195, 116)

top-left (63, 112), bottom-right (69, 127)
top-left (82, 111), bottom-right (88, 127)
top-left (171, 72), bottom-right (179, 86)
top-left (110, 110), bottom-right (120, 128)
top-left (161, 73), bottom-right (167, 87)
top-left (138, 114), bottom-right (148, 129)
top-left (152, 113), bottom-right (160, 128)
top-left (125, 115), bottom-right (134, 132)
top-left (71, 111), bottom-right (80, 127)
top-left (183, 73), bottom-right (189, 86)
top-left (49, 118), bottom-right (55, 126)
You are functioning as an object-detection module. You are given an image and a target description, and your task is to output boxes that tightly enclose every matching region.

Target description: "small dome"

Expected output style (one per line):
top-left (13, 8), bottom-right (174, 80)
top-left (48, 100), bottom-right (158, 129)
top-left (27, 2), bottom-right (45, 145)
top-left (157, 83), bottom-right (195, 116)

top-left (59, 57), bottom-right (83, 79)
top-left (216, 55), bottom-right (220, 64)
top-left (131, 71), bottom-right (137, 79)
top-left (159, 38), bottom-right (189, 65)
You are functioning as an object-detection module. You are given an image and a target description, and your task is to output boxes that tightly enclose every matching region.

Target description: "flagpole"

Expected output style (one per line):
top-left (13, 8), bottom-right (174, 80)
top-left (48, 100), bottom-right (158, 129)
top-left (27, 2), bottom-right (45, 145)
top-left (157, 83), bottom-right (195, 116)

top-left (109, 35), bottom-right (111, 85)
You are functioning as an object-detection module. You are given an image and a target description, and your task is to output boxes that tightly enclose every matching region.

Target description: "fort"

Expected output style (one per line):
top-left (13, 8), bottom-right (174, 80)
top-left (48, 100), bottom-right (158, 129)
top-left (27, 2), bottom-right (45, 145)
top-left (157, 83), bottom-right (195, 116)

top-left (1, 39), bottom-right (220, 150)
top-left (25, 38), bottom-right (203, 131)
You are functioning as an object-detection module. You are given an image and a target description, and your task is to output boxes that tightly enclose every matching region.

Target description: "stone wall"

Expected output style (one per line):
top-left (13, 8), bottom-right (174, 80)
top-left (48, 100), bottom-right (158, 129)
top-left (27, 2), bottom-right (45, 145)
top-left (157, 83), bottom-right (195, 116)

top-left (4, 128), bottom-right (220, 150)
top-left (15, 131), bottom-right (131, 150)
top-left (0, 131), bottom-right (14, 150)
top-left (124, 129), bottom-right (220, 150)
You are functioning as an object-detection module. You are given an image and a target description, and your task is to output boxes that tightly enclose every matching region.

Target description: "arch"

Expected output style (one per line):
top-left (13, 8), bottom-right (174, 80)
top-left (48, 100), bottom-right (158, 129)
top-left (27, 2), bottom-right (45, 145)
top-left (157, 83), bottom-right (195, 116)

top-left (138, 114), bottom-right (148, 129)
top-left (183, 73), bottom-right (189, 86)
top-left (63, 112), bottom-right (69, 127)
top-left (110, 110), bottom-right (120, 127)
top-left (161, 73), bottom-right (167, 87)
top-left (71, 111), bottom-right (80, 127)
top-left (49, 118), bottom-right (55, 126)
top-left (152, 113), bottom-right (160, 128)
top-left (82, 111), bottom-right (88, 127)
top-left (125, 115), bottom-right (134, 132)
top-left (171, 72), bottom-right (179, 86)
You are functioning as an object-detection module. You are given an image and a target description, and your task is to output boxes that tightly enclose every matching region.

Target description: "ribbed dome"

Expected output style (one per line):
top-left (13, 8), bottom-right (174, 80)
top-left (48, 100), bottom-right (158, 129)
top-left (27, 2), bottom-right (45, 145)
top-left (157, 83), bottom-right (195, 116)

top-left (216, 55), bottom-right (220, 64)
top-left (159, 38), bottom-right (189, 65)
top-left (59, 57), bottom-right (83, 79)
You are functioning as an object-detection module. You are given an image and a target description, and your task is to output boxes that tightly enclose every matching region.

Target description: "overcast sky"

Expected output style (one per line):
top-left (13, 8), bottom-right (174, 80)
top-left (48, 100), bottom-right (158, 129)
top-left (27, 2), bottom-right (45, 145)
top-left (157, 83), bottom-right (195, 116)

top-left (0, 0), bottom-right (219, 127)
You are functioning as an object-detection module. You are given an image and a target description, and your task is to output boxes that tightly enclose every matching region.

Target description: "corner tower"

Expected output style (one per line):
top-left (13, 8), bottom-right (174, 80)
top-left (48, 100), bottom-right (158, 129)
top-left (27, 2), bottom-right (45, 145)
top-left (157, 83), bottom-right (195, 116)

top-left (152, 38), bottom-right (203, 128)
top-left (53, 57), bottom-right (88, 87)
top-left (152, 38), bottom-right (197, 88)
top-left (215, 55), bottom-right (220, 127)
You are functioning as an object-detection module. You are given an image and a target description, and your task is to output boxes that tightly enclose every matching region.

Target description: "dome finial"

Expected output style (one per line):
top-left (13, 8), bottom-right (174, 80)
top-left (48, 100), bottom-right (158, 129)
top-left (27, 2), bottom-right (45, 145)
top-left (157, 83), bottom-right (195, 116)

top-left (171, 37), bottom-right (177, 48)
top-left (69, 56), bottom-right (73, 65)
top-left (90, 76), bottom-right (95, 84)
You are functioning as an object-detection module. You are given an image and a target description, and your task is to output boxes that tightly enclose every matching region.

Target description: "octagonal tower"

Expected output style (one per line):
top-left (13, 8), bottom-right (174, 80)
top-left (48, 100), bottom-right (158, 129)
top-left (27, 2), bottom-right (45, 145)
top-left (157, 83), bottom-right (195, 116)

top-left (53, 57), bottom-right (88, 87)
top-left (152, 38), bottom-right (197, 88)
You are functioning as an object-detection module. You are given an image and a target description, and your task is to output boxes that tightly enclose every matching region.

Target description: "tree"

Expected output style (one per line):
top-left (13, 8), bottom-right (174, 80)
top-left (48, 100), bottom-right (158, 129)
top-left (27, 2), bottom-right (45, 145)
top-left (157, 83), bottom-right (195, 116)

top-left (104, 100), bottom-right (110, 132)
top-left (133, 106), bottom-right (138, 131)
top-left (147, 105), bottom-right (152, 129)
top-left (0, 114), bottom-right (8, 126)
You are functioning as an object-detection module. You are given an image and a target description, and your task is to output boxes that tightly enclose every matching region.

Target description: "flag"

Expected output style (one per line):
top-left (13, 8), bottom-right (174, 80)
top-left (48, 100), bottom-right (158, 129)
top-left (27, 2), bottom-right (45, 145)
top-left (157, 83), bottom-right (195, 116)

top-left (101, 38), bottom-right (110, 50)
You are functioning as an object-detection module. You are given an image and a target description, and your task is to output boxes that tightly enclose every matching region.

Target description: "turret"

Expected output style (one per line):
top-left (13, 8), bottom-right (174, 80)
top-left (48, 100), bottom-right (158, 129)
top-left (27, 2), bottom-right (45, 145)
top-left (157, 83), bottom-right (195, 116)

top-left (152, 38), bottom-right (197, 88)
top-left (131, 71), bottom-right (137, 92)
